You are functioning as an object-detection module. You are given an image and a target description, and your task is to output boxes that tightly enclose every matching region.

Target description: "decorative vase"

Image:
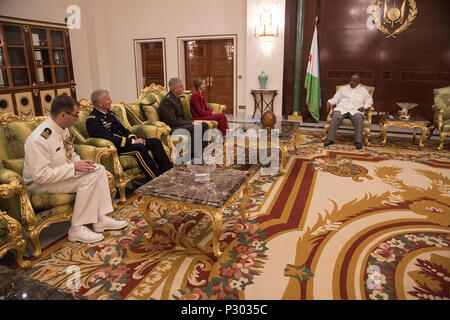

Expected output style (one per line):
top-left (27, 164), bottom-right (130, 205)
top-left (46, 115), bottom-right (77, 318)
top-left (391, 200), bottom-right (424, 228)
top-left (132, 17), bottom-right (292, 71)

top-left (261, 110), bottom-right (277, 129)
top-left (258, 71), bottom-right (268, 89)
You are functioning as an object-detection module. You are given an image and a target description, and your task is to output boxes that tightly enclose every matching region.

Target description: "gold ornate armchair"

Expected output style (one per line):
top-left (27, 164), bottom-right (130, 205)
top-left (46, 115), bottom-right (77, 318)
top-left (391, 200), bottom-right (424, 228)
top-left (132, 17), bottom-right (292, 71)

top-left (0, 113), bottom-right (116, 257)
top-left (323, 84), bottom-right (375, 145)
top-left (123, 83), bottom-right (226, 149)
top-left (0, 208), bottom-right (29, 268)
top-left (71, 100), bottom-right (171, 202)
top-left (428, 86), bottom-right (450, 150)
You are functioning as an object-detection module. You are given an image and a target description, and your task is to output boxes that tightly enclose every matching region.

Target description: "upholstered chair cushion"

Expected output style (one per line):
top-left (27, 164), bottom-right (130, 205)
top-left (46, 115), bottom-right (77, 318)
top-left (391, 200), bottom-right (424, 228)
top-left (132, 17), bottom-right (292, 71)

top-left (434, 86), bottom-right (450, 108)
top-left (442, 120), bottom-right (450, 132)
top-left (141, 104), bottom-right (160, 122)
top-left (0, 121), bottom-right (41, 163)
top-left (179, 92), bottom-right (218, 129)
top-left (328, 84), bottom-right (375, 128)
top-left (2, 158), bottom-right (24, 175)
top-left (72, 109), bottom-right (92, 139)
top-left (126, 104), bottom-right (145, 121)
top-left (31, 193), bottom-right (76, 212)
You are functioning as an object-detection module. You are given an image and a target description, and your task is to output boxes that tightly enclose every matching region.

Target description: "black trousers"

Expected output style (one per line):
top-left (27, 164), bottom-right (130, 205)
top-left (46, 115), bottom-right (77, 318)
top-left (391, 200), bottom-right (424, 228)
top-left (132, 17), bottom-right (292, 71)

top-left (118, 138), bottom-right (173, 180)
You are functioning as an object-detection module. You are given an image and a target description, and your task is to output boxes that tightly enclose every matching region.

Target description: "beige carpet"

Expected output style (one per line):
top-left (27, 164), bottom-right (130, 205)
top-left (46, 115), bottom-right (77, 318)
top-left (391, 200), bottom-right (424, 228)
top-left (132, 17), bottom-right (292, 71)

top-left (19, 130), bottom-right (450, 300)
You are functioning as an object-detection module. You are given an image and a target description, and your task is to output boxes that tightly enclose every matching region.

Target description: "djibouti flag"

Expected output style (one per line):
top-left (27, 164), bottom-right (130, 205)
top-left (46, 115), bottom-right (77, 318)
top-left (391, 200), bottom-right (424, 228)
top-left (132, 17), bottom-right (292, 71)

top-left (304, 25), bottom-right (321, 121)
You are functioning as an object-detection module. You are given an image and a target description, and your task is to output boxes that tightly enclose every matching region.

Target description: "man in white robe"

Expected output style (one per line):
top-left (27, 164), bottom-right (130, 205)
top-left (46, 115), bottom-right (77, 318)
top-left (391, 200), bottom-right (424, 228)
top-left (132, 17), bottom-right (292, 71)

top-left (324, 73), bottom-right (373, 149)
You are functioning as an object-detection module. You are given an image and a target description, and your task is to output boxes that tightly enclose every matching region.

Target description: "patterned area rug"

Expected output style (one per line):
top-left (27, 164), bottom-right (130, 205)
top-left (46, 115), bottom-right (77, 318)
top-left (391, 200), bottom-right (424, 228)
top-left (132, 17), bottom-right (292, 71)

top-left (19, 130), bottom-right (450, 300)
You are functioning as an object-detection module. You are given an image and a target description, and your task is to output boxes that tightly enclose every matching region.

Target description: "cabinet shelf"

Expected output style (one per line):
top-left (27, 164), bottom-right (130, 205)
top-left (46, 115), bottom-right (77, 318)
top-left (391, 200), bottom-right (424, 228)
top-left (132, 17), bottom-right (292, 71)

top-left (0, 16), bottom-right (76, 117)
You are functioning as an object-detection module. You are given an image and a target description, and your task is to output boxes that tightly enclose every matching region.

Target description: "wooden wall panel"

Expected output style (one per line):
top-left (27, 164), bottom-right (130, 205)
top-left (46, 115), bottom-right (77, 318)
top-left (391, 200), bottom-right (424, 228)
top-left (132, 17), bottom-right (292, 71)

top-left (283, 0), bottom-right (450, 122)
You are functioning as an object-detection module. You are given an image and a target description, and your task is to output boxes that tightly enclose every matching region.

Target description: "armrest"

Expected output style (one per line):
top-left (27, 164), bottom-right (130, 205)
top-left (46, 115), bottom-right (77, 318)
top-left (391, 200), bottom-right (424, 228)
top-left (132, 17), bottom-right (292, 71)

top-left (143, 120), bottom-right (169, 128)
top-left (84, 137), bottom-right (115, 148)
top-left (207, 103), bottom-right (226, 113)
top-left (74, 144), bottom-right (98, 162)
top-left (366, 106), bottom-right (374, 125)
top-left (0, 168), bottom-right (36, 227)
top-left (130, 124), bottom-right (161, 139)
top-left (326, 104), bottom-right (335, 119)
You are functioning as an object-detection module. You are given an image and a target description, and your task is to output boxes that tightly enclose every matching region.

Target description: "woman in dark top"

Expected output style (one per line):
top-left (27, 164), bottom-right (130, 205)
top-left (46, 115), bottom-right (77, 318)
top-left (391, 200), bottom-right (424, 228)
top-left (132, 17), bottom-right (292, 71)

top-left (189, 78), bottom-right (229, 136)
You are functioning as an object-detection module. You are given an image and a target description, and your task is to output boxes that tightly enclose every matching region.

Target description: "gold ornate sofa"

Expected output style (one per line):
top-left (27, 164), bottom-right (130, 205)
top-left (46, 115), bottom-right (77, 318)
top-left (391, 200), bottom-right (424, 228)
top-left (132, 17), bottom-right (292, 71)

top-left (323, 84), bottom-right (375, 145)
top-left (0, 113), bottom-right (116, 257)
top-left (428, 86), bottom-right (450, 150)
top-left (123, 84), bottom-right (226, 148)
top-left (71, 100), bottom-right (172, 202)
top-left (0, 208), bottom-right (29, 268)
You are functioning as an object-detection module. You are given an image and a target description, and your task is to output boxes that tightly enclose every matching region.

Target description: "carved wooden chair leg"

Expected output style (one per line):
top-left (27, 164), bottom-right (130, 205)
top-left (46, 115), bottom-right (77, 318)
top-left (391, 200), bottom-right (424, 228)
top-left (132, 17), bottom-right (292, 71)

top-left (27, 229), bottom-right (42, 258)
top-left (427, 126), bottom-right (435, 140)
top-left (364, 128), bottom-right (371, 145)
top-left (438, 132), bottom-right (447, 151)
top-left (117, 182), bottom-right (127, 203)
top-left (14, 238), bottom-right (30, 268)
top-left (323, 124), bottom-right (330, 141)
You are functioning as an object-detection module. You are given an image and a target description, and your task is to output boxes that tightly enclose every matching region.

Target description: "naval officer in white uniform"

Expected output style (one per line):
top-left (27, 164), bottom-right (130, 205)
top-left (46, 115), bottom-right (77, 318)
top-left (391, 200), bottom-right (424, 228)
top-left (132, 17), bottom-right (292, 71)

top-left (23, 94), bottom-right (128, 243)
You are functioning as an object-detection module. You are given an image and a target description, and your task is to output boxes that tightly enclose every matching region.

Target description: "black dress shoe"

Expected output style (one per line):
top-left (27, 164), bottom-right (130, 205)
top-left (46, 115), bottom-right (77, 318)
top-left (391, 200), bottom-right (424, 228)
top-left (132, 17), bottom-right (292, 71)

top-left (355, 142), bottom-right (362, 149)
top-left (324, 140), bottom-right (334, 146)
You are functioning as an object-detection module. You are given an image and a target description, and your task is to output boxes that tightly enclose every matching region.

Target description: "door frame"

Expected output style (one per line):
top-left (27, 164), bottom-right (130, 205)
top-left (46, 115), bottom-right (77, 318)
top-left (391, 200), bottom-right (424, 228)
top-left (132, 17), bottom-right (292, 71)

top-left (177, 34), bottom-right (237, 114)
top-left (133, 37), bottom-right (167, 98)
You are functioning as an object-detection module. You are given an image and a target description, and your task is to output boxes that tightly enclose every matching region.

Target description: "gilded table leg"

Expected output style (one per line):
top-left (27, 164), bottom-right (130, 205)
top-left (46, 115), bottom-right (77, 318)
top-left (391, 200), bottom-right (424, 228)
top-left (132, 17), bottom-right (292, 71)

top-left (240, 182), bottom-right (251, 222)
top-left (279, 144), bottom-right (287, 175)
top-left (289, 129), bottom-right (302, 152)
top-left (418, 126), bottom-right (427, 150)
top-left (201, 208), bottom-right (223, 258)
top-left (364, 127), bottom-right (371, 146)
top-left (139, 196), bottom-right (154, 241)
top-left (381, 123), bottom-right (388, 144)
top-left (323, 124), bottom-right (330, 141)
top-left (412, 127), bottom-right (418, 141)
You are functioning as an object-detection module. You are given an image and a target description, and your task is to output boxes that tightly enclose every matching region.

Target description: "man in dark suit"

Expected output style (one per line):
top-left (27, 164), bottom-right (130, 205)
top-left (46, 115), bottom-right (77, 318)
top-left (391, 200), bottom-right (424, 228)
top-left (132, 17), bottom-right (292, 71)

top-left (158, 77), bottom-right (209, 160)
top-left (86, 89), bottom-right (172, 180)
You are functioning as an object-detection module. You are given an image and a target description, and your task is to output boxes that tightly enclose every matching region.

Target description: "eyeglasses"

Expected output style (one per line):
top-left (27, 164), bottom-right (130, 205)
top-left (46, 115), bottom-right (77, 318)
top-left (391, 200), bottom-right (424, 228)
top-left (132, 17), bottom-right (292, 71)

top-left (65, 111), bottom-right (79, 119)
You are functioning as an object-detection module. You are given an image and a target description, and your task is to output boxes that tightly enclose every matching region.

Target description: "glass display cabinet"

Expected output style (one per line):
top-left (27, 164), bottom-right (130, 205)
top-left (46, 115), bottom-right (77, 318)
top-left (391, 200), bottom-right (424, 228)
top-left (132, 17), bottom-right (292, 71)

top-left (0, 16), bottom-right (76, 117)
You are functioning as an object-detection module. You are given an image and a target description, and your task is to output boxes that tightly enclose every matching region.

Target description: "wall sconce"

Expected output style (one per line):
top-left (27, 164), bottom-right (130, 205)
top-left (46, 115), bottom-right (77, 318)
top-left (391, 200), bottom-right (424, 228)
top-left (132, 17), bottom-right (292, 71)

top-left (254, 11), bottom-right (279, 38)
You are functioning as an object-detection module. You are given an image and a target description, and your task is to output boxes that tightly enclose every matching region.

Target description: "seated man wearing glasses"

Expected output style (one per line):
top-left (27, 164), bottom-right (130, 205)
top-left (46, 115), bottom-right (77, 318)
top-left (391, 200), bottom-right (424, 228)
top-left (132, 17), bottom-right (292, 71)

top-left (86, 89), bottom-right (172, 181)
top-left (23, 94), bottom-right (128, 244)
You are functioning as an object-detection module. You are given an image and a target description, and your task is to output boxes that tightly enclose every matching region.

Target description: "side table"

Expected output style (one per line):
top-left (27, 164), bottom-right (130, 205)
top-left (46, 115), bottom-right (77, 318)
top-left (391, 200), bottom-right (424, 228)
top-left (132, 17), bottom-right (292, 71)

top-left (251, 89), bottom-right (277, 119)
top-left (379, 114), bottom-right (430, 150)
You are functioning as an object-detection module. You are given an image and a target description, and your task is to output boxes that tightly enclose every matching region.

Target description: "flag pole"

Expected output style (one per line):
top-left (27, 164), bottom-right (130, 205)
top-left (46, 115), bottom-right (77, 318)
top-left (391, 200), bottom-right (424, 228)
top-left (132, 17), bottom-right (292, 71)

top-left (288, 0), bottom-right (306, 123)
top-left (304, 15), bottom-right (321, 122)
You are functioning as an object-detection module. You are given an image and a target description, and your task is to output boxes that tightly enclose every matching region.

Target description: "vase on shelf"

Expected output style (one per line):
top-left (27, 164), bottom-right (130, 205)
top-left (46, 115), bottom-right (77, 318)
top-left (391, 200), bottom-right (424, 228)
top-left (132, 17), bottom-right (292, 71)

top-left (258, 71), bottom-right (268, 89)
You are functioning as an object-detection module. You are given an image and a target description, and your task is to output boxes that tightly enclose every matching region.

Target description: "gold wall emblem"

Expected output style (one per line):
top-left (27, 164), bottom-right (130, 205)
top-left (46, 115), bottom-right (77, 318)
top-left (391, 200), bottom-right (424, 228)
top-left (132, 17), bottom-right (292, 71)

top-left (372, 0), bottom-right (418, 38)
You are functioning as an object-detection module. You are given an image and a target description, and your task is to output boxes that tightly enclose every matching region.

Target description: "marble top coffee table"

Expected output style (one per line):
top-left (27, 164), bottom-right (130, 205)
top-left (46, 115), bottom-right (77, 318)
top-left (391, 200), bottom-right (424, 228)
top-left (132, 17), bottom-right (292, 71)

top-left (224, 120), bottom-right (302, 174)
top-left (135, 166), bottom-right (252, 258)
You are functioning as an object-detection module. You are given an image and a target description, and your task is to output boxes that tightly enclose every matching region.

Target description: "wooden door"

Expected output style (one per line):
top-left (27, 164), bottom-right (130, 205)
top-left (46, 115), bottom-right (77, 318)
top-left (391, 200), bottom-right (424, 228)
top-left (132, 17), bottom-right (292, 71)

top-left (141, 42), bottom-right (164, 87)
top-left (184, 39), bottom-right (234, 114)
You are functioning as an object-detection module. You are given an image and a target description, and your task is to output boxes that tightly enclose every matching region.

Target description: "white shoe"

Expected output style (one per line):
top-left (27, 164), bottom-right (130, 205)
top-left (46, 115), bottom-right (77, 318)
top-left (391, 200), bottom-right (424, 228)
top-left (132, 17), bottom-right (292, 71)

top-left (68, 226), bottom-right (104, 243)
top-left (93, 215), bottom-right (128, 233)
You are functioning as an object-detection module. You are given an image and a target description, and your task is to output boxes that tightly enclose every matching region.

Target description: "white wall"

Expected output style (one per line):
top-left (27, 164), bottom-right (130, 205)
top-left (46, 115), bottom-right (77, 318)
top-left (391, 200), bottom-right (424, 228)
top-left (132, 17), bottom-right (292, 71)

top-left (88, 0), bottom-right (248, 109)
top-left (246, 0), bottom-right (285, 118)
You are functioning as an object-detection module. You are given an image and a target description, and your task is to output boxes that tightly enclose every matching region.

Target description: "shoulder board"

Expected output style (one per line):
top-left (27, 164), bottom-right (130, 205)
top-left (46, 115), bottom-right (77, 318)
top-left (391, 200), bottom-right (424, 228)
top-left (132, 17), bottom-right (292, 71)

top-left (40, 128), bottom-right (52, 140)
top-left (86, 115), bottom-right (96, 119)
